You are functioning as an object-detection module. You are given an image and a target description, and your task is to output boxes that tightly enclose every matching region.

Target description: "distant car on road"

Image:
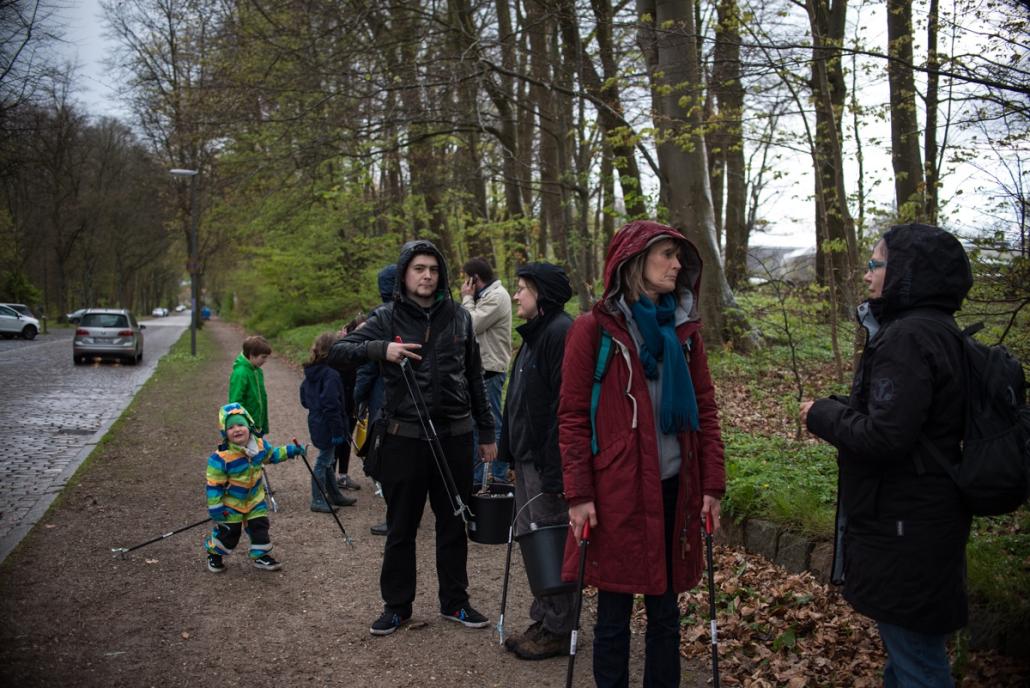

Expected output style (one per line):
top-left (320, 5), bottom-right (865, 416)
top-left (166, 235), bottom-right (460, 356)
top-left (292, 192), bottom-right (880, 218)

top-left (73, 309), bottom-right (145, 365)
top-left (65, 308), bottom-right (88, 324)
top-left (151, 307), bottom-right (169, 318)
top-left (174, 304), bottom-right (186, 313)
top-left (0, 303), bottom-right (40, 340)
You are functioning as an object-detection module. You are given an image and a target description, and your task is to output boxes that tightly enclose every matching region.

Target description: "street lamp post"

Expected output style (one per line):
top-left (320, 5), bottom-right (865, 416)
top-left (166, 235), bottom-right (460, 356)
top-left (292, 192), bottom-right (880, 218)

top-left (170, 168), bottom-right (199, 356)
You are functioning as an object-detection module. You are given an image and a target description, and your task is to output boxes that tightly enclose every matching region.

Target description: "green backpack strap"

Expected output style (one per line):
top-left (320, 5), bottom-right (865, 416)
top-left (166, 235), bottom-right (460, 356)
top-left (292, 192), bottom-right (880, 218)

top-left (590, 327), bottom-right (615, 455)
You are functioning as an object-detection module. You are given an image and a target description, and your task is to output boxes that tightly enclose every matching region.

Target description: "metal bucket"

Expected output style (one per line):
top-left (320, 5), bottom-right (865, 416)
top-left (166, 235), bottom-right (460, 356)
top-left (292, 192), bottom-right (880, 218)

top-left (467, 482), bottom-right (514, 545)
top-left (516, 524), bottom-right (576, 597)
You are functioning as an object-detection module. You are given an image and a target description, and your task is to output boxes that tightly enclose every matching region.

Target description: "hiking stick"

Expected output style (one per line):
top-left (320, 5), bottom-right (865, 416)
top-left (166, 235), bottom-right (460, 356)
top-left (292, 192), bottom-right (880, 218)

top-left (397, 356), bottom-right (472, 523)
top-left (261, 468), bottom-right (278, 512)
top-left (111, 517), bottom-right (212, 558)
top-left (565, 521), bottom-right (591, 688)
top-left (293, 439), bottom-right (354, 548)
top-left (704, 513), bottom-right (721, 688)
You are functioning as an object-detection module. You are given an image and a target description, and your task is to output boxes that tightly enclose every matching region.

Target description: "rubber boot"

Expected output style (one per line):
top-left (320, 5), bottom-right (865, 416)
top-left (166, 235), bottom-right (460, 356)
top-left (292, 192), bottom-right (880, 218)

top-left (323, 465), bottom-right (357, 507)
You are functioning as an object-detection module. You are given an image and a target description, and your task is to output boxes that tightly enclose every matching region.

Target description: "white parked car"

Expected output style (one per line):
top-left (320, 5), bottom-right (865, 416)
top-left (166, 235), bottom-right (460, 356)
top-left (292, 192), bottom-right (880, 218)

top-left (0, 303), bottom-right (40, 339)
top-left (151, 307), bottom-right (169, 317)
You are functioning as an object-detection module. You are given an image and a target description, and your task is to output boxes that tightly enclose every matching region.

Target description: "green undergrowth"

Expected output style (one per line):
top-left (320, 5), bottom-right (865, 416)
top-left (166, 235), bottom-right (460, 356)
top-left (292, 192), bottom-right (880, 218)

top-left (721, 429), bottom-right (838, 538)
top-left (966, 509), bottom-right (1030, 629)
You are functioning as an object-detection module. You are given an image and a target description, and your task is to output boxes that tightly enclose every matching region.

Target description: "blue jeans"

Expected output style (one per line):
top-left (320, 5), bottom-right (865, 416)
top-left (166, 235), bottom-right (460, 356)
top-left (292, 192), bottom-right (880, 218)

top-left (311, 445), bottom-right (337, 507)
top-left (593, 477), bottom-right (681, 688)
top-left (877, 621), bottom-right (954, 688)
top-left (473, 372), bottom-right (507, 484)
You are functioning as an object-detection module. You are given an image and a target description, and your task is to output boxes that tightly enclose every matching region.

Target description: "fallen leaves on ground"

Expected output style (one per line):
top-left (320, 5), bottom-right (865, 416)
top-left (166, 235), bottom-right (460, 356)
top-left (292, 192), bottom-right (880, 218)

top-left (623, 545), bottom-right (1029, 687)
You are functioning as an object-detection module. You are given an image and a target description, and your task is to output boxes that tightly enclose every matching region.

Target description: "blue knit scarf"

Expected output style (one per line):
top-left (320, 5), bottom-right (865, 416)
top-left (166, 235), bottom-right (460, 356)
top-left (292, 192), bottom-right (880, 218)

top-left (630, 293), bottom-right (699, 433)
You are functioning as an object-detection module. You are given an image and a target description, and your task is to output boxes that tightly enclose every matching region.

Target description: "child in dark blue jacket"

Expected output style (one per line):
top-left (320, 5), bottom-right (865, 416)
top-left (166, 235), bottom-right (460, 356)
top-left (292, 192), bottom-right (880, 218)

top-left (300, 332), bottom-right (356, 512)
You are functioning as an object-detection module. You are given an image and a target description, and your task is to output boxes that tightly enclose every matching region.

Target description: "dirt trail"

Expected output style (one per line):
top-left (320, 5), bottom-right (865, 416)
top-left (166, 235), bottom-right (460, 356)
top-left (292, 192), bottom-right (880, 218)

top-left (0, 319), bottom-right (710, 687)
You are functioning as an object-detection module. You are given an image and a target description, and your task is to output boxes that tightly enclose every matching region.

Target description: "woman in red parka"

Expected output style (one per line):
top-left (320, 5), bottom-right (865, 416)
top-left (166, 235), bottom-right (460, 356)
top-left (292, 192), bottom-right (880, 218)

top-left (560, 220), bottom-right (726, 687)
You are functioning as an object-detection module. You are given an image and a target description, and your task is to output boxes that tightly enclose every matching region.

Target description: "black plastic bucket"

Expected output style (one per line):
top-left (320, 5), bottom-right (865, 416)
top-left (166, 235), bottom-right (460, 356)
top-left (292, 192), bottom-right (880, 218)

top-left (516, 524), bottom-right (576, 597)
top-left (467, 483), bottom-right (515, 545)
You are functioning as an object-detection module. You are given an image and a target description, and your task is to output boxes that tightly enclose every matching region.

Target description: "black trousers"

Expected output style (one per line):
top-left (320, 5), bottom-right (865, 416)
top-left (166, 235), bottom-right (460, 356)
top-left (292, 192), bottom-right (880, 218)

top-left (379, 431), bottom-right (473, 616)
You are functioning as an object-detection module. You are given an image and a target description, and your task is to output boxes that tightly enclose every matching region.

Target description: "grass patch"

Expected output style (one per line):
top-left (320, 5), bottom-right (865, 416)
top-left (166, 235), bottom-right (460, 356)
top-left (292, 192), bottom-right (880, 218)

top-left (271, 321), bottom-right (346, 366)
top-left (722, 429), bottom-right (838, 538)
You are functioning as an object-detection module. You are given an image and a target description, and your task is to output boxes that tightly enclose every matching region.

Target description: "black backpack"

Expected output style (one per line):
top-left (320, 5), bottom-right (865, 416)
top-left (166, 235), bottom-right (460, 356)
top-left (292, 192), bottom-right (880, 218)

top-left (918, 321), bottom-right (1030, 516)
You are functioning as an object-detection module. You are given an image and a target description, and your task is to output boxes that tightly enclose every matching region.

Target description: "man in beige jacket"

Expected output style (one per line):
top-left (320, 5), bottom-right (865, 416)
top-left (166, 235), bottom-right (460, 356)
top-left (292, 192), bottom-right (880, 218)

top-left (461, 257), bottom-right (512, 485)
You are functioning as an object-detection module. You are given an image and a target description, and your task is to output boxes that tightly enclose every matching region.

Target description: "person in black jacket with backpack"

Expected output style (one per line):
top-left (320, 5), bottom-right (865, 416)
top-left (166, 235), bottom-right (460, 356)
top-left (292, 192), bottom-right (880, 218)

top-left (496, 262), bottom-right (576, 660)
top-left (328, 240), bottom-right (496, 637)
top-left (801, 223), bottom-right (973, 687)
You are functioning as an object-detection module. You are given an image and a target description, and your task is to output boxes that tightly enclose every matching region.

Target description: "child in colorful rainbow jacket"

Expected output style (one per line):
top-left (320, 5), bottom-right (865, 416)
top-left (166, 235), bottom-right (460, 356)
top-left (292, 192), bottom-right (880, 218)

top-left (204, 403), bottom-right (305, 572)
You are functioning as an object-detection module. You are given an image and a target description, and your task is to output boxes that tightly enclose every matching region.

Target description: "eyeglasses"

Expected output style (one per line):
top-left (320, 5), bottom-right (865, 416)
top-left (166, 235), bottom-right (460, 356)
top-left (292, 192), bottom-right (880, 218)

top-left (867, 259), bottom-right (886, 271)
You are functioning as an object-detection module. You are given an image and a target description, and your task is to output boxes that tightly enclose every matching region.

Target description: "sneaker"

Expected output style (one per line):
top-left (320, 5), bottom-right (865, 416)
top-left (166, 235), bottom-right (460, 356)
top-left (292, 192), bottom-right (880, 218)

top-left (252, 554), bottom-right (282, 571)
top-left (441, 604), bottom-right (489, 629)
top-left (510, 626), bottom-right (570, 661)
top-left (370, 521), bottom-right (389, 536)
top-left (370, 608), bottom-right (411, 636)
top-left (337, 474), bottom-right (362, 491)
top-left (207, 553), bottom-right (225, 573)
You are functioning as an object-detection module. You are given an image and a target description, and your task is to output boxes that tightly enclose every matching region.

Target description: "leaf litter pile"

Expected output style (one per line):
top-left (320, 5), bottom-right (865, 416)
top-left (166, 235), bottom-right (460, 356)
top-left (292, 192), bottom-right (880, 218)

top-left (621, 545), bottom-right (1029, 687)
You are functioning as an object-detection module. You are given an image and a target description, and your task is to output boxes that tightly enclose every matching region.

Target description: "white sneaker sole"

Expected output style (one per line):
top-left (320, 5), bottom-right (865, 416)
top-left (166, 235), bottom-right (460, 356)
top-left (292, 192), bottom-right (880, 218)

top-left (440, 612), bottom-right (489, 629)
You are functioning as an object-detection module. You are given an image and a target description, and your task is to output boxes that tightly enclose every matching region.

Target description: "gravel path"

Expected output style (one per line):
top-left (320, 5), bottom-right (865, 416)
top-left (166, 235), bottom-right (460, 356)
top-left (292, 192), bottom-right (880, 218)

top-left (0, 319), bottom-right (710, 687)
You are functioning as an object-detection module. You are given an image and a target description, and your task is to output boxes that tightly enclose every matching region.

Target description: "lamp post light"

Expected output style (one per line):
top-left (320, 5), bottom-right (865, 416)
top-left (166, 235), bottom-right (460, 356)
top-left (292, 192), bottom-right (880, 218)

top-left (170, 168), bottom-right (199, 356)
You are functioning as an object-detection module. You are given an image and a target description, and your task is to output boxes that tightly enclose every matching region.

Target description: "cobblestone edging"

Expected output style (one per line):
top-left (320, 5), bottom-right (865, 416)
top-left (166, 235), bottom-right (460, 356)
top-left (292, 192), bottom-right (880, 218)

top-left (715, 516), bottom-right (1030, 658)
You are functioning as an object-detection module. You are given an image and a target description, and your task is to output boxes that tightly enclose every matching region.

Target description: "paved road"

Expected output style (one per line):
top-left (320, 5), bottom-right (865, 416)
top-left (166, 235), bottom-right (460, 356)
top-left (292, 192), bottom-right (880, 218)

top-left (0, 314), bottom-right (188, 562)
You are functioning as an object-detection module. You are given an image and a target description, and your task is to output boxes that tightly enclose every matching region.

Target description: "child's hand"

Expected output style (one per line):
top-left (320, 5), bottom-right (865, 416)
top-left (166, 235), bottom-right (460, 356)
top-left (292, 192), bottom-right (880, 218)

top-left (286, 442), bottom-right (306, 459)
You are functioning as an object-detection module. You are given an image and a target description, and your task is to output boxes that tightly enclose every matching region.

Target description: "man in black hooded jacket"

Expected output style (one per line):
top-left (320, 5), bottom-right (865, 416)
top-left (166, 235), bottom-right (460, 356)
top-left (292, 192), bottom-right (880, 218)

top-left (329, 240), bottom-right (496, 636)
top-left (801, 224), bottom-right (973, 687)
top-left (496, 262), bottom-right (576, 660)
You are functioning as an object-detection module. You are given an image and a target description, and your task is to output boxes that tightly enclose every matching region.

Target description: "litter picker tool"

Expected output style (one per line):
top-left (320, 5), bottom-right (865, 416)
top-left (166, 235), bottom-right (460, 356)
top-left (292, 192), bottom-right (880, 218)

top-left (704, 512), bottom-right (721, 688)
top-left (495, 492), bottom-right (545, 645)
top-left (261, 468), bottom-right (278, 512)
top-left (396, 350), bottom-right (472, 524)
top-left (111, 516), bottom-right (211, 558)
top-left (565, 520), bottom-right (591, 688)
top-left (293, 438), bottom-right (354, 548)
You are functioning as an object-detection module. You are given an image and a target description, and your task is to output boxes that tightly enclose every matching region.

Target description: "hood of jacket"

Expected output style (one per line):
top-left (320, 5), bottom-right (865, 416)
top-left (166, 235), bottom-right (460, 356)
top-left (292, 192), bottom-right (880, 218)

top-left (218, 402), bottom-right (256, 441)
top-left (516, 261), bottom-right (573, 316)
top-left (377, 264), bottom-right (398, 303)
top-left (601, 220), bottom-right (702, 319)
top-left (232, 351), bottom-right (256, 373)
top-left (394, 239), bottom-right (450, 304)
top-left (874, 223), bottom-right (972, 320)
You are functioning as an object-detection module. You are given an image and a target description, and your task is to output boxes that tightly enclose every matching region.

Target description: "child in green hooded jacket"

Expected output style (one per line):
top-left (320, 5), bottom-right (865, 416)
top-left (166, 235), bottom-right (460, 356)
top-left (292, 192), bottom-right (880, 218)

top-left (228, 335), bottom-right (271, 436)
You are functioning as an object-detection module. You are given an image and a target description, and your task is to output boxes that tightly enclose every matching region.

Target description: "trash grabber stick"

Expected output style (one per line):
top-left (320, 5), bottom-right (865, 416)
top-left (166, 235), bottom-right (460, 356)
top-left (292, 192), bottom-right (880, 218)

top-left (111, 517), bottom-right (212, 558)
top-left (565, 521), bottom-right (591, 688)
top-left (261, 468), bottom-right (278, 512)
top-left (497, 492), bottom-right (545, 644)
top-left (293, 439), bottom-right (354, 548)
top-left (496, 521), bottom-right (515, 646)
top-left (397, 356), bottom-right (471, 523)
top-left (704, 513), bottom-right (721, 688)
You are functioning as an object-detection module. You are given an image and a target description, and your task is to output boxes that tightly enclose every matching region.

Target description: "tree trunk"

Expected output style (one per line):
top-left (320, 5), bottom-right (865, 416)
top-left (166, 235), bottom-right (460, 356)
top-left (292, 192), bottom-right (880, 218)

top-left (712, 0), bottom-right (748, 290)
top-left (808, 0), bottom-right (859, 323)
top-left (887, 0), bottom-right (925, 221)
top-left (637, 0), bottom-right (751, 348)
top-left (924, 0), bottom-right (940, 224)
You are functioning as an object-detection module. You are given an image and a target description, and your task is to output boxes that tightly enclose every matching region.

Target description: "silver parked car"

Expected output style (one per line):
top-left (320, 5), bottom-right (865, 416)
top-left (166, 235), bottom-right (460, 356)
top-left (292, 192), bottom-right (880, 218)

top-left (73, 309), bottom-right (145, 365)
top-left (0, 303), bottom-right (40, 340)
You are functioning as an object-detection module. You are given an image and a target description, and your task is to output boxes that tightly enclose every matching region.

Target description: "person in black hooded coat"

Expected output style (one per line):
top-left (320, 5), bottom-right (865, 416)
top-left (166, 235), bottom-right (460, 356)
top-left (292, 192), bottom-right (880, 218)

top-left (497, 262), bottom-right (576, 660)
top-left (801, 223), bottom-right (973, 687)
top-left (328, 240), bottom-right (496, 637)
